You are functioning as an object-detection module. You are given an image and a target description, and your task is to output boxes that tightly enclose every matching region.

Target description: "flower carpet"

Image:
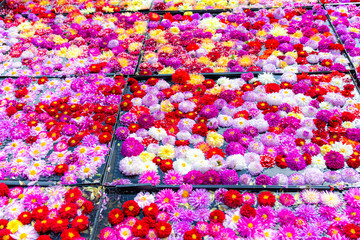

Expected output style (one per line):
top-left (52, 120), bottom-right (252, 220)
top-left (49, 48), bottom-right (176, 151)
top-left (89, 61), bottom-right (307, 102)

top-left (1, 0), bottom-right (360, 239)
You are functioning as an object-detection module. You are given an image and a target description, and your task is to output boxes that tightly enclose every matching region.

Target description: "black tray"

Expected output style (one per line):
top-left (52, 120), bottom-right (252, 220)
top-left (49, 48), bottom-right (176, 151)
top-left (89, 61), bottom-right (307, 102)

top-left (105, 71), bottom-right (360, 188)
top-left (136, 7), bottom-right (355, 76)
top-left (0, 74), bottom-right (124, 186)
top-left (91, 184), bottom-right (352, 239)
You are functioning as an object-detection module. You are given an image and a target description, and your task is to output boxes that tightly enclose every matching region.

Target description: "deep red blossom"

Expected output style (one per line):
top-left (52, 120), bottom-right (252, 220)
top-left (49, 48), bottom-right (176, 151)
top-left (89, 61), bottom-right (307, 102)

top-left (343, 223), bottom-right (360, 239)
top-left (51, 218), bottom-right (69, 233)
top-left (132, 220), bottom-right (149, 238)
top-left (347, 157), bottom-right (360, 169)
top-left (99, 132), bottom-right (112, 144)
top-left (155, 221), bottom-right (172, 238)
top-left (192, 123), bottom-right (208, 137)
top-left (54, 164), bottom-right (68, 176)
top-left (143, 203), bottom-right (159, 219)
top-left (59, 203), bottom-right (78, 219)
top-left (209, 210), bottom-right (225, 223)
top-left (81, 200), bottom-right (94, 214)
top-left (264, 83), bottom-right (281, 93)
top-left (264, 39), bottom-right (279, 49)
top-left (0, 229), bottom-right (13, 240)
top-left (108, 208), bottom-right (124, 225)
top-left (32, 206), bottom-right (49, 221)
top-left (123, 200), bottom-right (140, 217)
top-left (60, 228), bottom-right (81, 240)
top-left (0, 184), bottom-right (9, 197)
top-left (224, 190), bottom-right (243, 208)
top-left (258, 191), bottom-right (276, 207)
top-left (172, 69), bottom-right (190, 84)
top-left (34, 220), bottom-right (52, 234)
top-left (321, 59), bottom-right (333, 67)
top-left (240, 204), bottom-right (256, 218)
top-left (160, 159), bottom-right (173, 172)
top-left (184, 229), bottom-right (202, 240)
top-left (71, 215), bottom-right (89, 232)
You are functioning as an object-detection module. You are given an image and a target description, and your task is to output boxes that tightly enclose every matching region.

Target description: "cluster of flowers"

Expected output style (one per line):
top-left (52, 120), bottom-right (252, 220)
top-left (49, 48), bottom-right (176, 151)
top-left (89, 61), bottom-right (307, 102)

top-left (139, 7), bottom-right (351, 75)
top-left (114, 70), bottom-right (360, 186)
top-left (0, 11), bottom-right (147, 76)
top-left (3, 0), bottom-right (151, 14)
top-left (321, 0), bottom-right (360, 4)
top-left (151, 0), bottom-right (317, 11)
top-left (99, 186), bottom-right (360, 239)
top-left (0, 74), bottom-right (125, 183)
top-left (151, 0), bottom-right (238, 11)
top-left (0, 183), bottom-right (95, 240)
top-left (325, 5), bottom-right (360, 71)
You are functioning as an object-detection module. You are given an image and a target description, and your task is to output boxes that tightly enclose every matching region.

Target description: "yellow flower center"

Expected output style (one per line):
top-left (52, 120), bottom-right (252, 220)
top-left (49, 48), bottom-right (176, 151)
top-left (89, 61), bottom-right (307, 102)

top-left (19, 233), bottom-right (27, 240)
top-left (232, 215), bottom-right (240, 222)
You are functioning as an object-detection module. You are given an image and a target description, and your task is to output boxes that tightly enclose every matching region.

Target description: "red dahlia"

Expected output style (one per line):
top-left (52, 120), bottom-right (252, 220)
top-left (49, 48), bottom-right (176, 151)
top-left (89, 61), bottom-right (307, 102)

top-left (257, 102), bottom-right (269, 110)
top-left (38, 76), bottom-right (48, 85)
top-left (160, 159), bottom-right (173, 172)
top-left (347, 157), bottom-right (360, 169)
top-left (0, 219), bottom-right (8, 229)
top-left (60, 228), bottom-right (81, 240)
top-left (65, 188), bottom-right (82, 203)
top-left (223, 190), bottom-right (243, 208)
top-left (59, 203), bottom-right (78, 219)
top-left (108, 209), bottom-right (125, 225)
top-left (120, 100), bottom-right (133, 111)
top-left (184, 229), bottom-right (201, 240)
top-left (81, 200), bottom-right (94, 214)
top-left (258, 191), bottom-right (276, 207)
top-left (295, 138), bottom-right (306, 146)
top-left (143, 216), bottom-right (156, 228)
top-left (99, 132), bottom-right (112, 144)
top-left (71, 215), bottom-right (89, 231)
top-left (155, 221), bottom-right (172, 238)
top-left (51, 218), bottom-right (69, 233)
top-left (209, 210), bottom-right (225, 223)
top-left (240, 204), bottom-right (256, 218)
top-left (54, 164), bottom-right (68, 176)
top-left (34, 219), bottom-right (52, 234)
top-left (17, 212), bottom-right (32, 225)
top-left (172, 69), bottom-right (190, 85)
top-left (203, 79), bottom-right (215, 88)
top-left (264, 83), bottom-right (281, 93)
top-left (32, 206), bottom-right (49, 221)
top-left (0, 229), bottom-right (13, 240)
top-left (143, 203), bottom-right (159, 219)
top-left (149, 12), bottom-right (161, 21)
top-left (192, 123), bottom-right (208, 137)
top-left (264, 39), bottom-right (279, 49)
top-left (0, 183), bottom-right (9, 197)
top-left (146, 78), bottom-right (159, 86)
top-left (37, 236), bottom-right (51, 240)
top-left (303, 153), bottom-right (312, 165)
top-left (132, 220), bottom-right (149, 238)
top-left (122, 200), bottom-right (140, 217)
top-left (343, 223), bottom-right (360, 239)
